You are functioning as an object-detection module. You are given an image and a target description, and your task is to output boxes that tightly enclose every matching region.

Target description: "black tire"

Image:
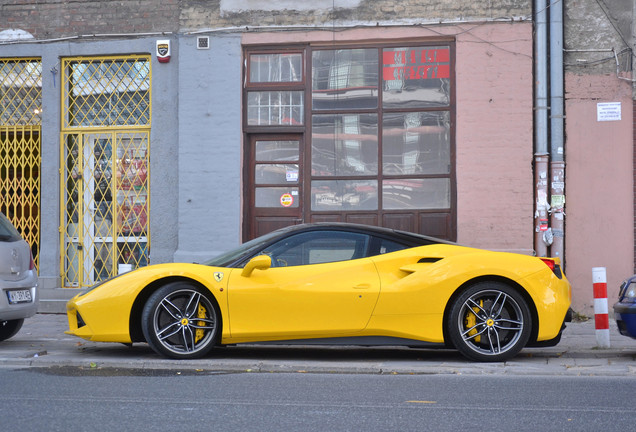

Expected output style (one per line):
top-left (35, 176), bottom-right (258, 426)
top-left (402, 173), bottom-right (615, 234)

top-left (0, 319), bottom-right (24, 342)
top-left (447, 282), bottom-right (532, 362)
top-left (141, 282), bottom-right (220, 359)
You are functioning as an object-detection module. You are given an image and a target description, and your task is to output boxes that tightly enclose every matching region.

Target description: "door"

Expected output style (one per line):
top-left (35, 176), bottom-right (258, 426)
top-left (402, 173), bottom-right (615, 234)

top-left (227, 230), bottom-right (380, 339)
top-left (63, 131), bottom-right (149, 287)
top-left (247, 135), bottom-right (303, 239)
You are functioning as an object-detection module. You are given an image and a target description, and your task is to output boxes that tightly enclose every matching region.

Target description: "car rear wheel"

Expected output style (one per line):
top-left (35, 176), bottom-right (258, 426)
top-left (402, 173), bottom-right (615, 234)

top-left (141, 282), bottom-right (220, 359)
top-left (0, 319), bottom-right (24, 342)
top-left (447, 282), bottom-right (531, 362)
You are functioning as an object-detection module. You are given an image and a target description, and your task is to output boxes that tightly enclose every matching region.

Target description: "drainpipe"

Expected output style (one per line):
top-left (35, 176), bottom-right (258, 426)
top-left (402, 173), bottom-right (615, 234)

top-left (549, 0), bottom-right (565, 263)
top-left (534, 0), bottom-right (549, 257)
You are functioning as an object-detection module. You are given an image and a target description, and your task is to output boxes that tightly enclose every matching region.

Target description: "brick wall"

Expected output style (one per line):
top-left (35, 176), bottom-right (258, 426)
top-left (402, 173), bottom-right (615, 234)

top-left (1, 0), bottom-right (532, 39)
top-left (564, 0), bottom-right (633, 76)
top-left (181, 0), bottom-right (530, 30)
top-left (0, 0), bottom-right (180, 38)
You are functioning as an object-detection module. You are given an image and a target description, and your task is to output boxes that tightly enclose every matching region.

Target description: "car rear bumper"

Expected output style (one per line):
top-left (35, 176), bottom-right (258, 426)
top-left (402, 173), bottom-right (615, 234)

top-left (0, 278), bottom-right (39, 321)
top-left (527, 308), bottom-right (573, 347)
top-left (613, 302), bottom-right (636, 339)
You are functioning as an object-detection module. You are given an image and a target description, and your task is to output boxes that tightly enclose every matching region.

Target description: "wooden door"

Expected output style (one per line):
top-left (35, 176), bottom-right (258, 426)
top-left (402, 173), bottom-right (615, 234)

top-left (246, 135), bottom-right (304, 239)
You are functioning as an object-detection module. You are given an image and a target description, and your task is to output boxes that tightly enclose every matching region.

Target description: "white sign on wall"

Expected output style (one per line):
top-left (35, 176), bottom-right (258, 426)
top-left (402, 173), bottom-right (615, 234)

top-left (597, 102), bottom-right (621, 122)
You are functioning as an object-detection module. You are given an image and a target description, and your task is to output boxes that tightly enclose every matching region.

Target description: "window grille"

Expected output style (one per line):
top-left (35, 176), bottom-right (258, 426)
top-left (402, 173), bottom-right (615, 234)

top-left (60, 56), bottom-right (151, 287)
top-left (0, 58), bottom-right (42, 269)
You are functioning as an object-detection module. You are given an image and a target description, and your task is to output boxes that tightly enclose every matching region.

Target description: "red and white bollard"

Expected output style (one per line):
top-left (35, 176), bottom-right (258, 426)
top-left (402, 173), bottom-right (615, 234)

top-left (592, 267), bottom-right (610, 348)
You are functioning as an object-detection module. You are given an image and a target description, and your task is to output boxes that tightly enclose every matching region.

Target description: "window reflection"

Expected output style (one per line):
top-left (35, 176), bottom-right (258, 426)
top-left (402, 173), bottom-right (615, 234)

top-left (255, 164), bottom-right (299, 184)
top-left (312, 114), bottom-right (378, 176)
top-left (382, 46), bottom-right (451, 108)
top-left (382, 178), bottom-right (450, 210)
top-left (382, 111), bottom-right (450, 175)
top-left (249, 53), bottom-right (302, 83)
top-left (264, 231), bottom-right (369, 267)
top-left (312, 49), bottom-right (378, 110)
top-left (255, 140), bottom-right (299, 162)
top-left (255, 187), bottom-right (299, 208)
top-left (247, 91), bottom-right (304, 126)
top-left (311, 180), bottom-right (378, 211)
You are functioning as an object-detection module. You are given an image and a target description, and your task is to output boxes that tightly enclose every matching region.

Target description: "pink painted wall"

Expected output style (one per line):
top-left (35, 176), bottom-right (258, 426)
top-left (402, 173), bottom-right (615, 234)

top-left (243, 22), bottom-right (536, 254)
top-left (565, 73), bottom-right (633, 314)
top-left (453, 23), bottom-right (534, 254)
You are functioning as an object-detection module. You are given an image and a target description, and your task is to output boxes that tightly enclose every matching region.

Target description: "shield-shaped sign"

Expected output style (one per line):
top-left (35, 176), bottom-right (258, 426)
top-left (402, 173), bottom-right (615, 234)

top-left (213, 272), bottom-right (224, 282)
top-left (157, 43), bottom-right (169, 57)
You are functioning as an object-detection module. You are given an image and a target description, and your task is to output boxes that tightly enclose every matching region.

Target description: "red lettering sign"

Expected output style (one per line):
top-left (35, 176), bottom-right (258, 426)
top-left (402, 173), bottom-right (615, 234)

top-left (382, 48), bottom-right (450, 80)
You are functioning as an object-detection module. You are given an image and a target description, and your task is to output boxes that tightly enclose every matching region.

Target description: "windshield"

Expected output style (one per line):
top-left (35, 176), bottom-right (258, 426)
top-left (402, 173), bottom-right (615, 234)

top-left (203, 229), bottom-right (285, 267)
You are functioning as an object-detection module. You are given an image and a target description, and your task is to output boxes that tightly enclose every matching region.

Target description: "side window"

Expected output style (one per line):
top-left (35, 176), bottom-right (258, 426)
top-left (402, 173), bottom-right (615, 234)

top-left (378, 238), bottom-right (409, 254)
top-left (264, 231), bottom-right (369, 267)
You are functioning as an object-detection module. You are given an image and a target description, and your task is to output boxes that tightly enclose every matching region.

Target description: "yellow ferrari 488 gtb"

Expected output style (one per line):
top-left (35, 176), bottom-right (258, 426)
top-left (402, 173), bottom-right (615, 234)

top-left (66, 223), bottom-right (571, 362)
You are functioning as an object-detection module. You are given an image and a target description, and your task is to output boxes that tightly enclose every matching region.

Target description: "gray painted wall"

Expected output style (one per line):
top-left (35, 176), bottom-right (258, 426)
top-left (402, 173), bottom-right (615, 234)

top-left (174, 33), bottom-right (243, 263)
top-left (0, 36), bottom-right (188, 287)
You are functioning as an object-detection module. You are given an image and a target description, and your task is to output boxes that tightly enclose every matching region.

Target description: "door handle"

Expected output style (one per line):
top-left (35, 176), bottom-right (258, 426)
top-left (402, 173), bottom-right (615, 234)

top-left (353, 283), bottom-right (371, 289)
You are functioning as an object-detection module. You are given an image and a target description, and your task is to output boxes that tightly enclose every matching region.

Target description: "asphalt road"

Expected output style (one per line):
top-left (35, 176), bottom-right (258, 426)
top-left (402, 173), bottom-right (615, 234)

top-left (1, 369), bottom-right (635, 431)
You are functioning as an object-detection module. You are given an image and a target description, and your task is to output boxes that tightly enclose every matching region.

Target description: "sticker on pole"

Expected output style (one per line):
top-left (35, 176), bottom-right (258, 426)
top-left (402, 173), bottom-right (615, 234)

top-left (280, 193), bottom-right (294, 207)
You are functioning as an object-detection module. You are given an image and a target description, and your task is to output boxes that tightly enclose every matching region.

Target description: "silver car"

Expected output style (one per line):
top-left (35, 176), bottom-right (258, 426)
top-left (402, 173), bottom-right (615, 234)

top-left (0, 211), bottom-right (38, 341)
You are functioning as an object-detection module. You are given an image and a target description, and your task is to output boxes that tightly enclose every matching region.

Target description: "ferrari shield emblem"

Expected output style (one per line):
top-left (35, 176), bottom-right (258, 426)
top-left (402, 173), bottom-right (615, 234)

top-left (213, 272), bottom-right (224, 282)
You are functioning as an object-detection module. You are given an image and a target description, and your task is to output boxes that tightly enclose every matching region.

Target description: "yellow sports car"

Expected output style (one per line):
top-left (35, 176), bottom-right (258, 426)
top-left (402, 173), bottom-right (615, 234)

top-left (66, 223), bottom-right (571, 362)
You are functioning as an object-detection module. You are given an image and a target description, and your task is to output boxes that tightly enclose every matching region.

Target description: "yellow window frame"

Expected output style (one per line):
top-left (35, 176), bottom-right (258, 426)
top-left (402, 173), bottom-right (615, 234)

top-left (60, 55), bottom-right (151, 288)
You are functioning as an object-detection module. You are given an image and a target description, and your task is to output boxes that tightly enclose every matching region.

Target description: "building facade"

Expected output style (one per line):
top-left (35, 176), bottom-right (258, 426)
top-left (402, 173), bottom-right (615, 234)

top-left (0, 0), bottom-right (633, 315)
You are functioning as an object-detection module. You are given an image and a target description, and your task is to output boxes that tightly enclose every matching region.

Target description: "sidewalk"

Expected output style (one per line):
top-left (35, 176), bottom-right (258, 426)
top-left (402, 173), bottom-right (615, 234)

top-left (1, 313), bottom-right (635, 376)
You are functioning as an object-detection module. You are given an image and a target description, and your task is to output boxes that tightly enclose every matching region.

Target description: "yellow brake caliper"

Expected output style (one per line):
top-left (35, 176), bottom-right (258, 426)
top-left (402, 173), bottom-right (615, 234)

top-left (195, 303), bottom-right (207, 343)
top-left (465, 300), bottom-right (483, 343)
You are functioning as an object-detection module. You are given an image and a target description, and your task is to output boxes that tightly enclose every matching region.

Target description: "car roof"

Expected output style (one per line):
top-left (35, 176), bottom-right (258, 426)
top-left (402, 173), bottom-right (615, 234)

top-left (204, 222), bottom-right (456, 268)
top-left (271, 222), bottom-right (455, 246)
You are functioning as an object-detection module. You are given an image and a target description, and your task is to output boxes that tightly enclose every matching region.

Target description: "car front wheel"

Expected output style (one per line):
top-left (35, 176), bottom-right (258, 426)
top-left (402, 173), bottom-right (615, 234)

top-left (141, 282), bottom-right (220, 359)
top-left (447, 282), bottom-right (532, 362)
top-left (0, 319), bottom-right (24, 342)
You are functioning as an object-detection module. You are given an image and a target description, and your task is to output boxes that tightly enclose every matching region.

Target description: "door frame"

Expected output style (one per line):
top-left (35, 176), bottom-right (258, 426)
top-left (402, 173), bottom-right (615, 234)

top-left (243, 134), bottom-right (305, 240)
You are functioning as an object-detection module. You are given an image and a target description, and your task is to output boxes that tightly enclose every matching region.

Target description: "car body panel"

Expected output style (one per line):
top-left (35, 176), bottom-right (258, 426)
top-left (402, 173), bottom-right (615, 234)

top-left (366, 245), bottom-right (569, 342)
top-left (614, 305), bottom-right (636, 339)
top-left (226, 258), bottom-right (380, 340)
top-left (0, 212), bottom-right (39, 324)
top-left (67, 263), bottom-right (230, 342)
top-left (67, 239), bottom-right (571, 348)
top-left (613, 275), bottom-right (636, 339)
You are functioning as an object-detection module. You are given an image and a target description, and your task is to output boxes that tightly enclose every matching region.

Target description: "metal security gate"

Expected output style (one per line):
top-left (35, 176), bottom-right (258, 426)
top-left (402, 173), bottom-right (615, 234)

top-left (0, 58), bottom-right (42, 269)
top-left (60, 56), bottom-right (151, 288)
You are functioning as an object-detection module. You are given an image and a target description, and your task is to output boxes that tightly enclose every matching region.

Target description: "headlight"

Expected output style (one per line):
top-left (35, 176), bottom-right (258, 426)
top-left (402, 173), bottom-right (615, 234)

top-left (622, 281), bottom-right (636, 302)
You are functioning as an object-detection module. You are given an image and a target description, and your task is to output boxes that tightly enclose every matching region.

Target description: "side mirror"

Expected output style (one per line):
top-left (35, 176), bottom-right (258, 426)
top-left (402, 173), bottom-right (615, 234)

top-left (241, 254), bottom-right (272, 277)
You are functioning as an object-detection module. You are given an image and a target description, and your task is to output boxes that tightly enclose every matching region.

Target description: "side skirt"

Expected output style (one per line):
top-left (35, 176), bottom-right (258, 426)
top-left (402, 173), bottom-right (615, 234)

top-left (227, 336), bottom-right (446, 348)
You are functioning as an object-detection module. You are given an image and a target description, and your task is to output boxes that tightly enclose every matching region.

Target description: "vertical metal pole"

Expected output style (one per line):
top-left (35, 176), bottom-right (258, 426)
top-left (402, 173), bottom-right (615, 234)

top-left (550, 161), bottom-right (565, 257)
top-left (550, 0), bottom-right (566, 263)
top-left (535, 155), bottom-right (550, 257)
top-left (534, 0), bottom-right (549, 257)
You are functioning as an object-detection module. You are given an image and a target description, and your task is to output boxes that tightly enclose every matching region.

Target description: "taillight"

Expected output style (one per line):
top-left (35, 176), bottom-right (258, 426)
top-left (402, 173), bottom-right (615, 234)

top-left (29, 252), bottom-right (35, 270)
top-left (540, 258), bottom-right (555, 271)
top-left (540, 258), bottom-right (563, 279)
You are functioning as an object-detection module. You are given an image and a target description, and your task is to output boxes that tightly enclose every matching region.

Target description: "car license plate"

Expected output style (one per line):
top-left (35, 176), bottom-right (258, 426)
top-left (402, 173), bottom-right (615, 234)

top-left (7, 289), bottom-right (32, 304)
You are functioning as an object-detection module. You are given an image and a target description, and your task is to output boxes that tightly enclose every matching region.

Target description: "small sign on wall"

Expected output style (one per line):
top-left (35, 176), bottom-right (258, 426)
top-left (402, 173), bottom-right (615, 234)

top-left (597, 102), bottom-right (621, 121)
